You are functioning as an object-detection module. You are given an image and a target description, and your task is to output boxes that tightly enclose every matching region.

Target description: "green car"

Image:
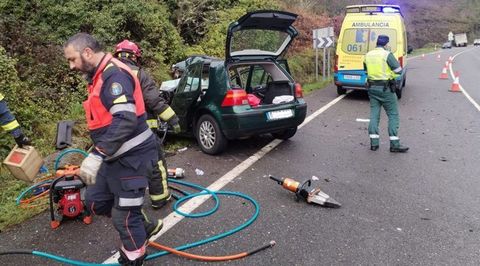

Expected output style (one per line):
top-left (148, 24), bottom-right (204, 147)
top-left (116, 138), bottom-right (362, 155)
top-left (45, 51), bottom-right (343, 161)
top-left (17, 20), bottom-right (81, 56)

top-left (169, 10), bottom-right (307, 154)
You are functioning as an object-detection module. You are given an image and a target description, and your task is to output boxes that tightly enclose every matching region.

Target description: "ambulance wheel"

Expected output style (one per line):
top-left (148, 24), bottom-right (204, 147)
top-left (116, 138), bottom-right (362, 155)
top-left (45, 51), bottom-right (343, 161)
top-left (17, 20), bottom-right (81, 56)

top-left (396, 88), bottom-right (402, 99)
top-left (337, 86), bottom-right (346, 95)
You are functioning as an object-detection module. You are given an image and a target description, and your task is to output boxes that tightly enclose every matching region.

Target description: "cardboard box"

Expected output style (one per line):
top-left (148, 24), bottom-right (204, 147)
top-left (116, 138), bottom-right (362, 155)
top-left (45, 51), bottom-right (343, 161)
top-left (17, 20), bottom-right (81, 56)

top-left (3, 145), bottom-right (43, 183)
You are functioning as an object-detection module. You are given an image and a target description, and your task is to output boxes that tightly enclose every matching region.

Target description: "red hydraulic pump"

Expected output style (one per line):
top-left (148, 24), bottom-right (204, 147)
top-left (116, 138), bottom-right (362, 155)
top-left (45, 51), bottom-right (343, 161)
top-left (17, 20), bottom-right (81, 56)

top-left (49, 165), bottom-right (92, 229)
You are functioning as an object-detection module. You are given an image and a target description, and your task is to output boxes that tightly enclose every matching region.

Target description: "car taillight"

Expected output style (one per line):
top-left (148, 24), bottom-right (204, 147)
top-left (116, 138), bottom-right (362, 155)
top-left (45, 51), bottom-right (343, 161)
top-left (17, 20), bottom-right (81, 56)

top-left (295, 83), bottom-right (303, 98)
top-left (334, 54), bottom-right (338, 73)
top-left (398, 56), bottom-right (404, 68)
top-left (221, 90), bottom-right (249, 107)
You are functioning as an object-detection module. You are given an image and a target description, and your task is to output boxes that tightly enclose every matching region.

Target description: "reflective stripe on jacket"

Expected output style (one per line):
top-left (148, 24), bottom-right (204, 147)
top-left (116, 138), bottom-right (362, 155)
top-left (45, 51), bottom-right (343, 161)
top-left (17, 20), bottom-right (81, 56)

top-left (83, 53), bottom-right (145, 130)
top-left (364, 48), bottom-right (396, 81)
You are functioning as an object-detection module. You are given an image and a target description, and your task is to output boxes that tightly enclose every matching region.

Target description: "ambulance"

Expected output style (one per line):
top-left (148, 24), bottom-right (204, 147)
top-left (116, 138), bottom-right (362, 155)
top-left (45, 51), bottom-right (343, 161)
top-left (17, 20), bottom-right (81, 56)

top-left (334, 5), bottom-right (409, 98)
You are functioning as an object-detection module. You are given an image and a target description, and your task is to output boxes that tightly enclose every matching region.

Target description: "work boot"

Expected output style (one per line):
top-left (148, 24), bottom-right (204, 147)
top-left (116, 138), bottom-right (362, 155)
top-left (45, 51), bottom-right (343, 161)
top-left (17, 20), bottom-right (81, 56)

top-left (118, 249), bottom-right (146, 266)
top-left (370, 145), bottom-right (379, 151)
top-left (145, 218), bottom-right (163, 239)
top-left (151, 191), bottom-right (172, 209)
top-left (141, 209), bottom-right (163, 239)
top-left (390, 145), bottom-right (409, 153)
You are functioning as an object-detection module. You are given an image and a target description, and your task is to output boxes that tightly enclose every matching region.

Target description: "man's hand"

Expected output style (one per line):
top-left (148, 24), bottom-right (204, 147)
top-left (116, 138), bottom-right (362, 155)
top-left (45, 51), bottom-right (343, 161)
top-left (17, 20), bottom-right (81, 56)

top-left (79, 153), bottom-right (103, 185)
top-left (14, 133), bottom-right (31, 148)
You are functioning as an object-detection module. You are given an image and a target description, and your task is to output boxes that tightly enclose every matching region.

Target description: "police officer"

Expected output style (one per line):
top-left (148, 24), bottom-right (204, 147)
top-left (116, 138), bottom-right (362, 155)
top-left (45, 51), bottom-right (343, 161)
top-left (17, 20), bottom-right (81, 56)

top-left (0, 94), bottom-right (31, 147)
top-left (64, 33), bottom-right (161, 265)
top-left (364, 35), bottom-right (409, 153)
top-left (114, 39), bottom-right (181, 209)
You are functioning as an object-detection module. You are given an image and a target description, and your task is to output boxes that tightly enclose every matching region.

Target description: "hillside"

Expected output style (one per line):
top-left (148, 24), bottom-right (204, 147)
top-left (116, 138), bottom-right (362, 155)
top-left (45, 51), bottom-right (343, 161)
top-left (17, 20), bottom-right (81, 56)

top-left (280, 0), bottom-right (480, 48)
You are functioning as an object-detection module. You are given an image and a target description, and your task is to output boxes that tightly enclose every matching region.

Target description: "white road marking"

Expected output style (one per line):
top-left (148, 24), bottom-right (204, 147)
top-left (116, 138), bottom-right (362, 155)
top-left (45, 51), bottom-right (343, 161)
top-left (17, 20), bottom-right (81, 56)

top-left (449, 47), bottom-right (480, 112)
top-left (103, 93), bottom-right (348, 264)
top-left (356, 118), bottom-right (370, 123)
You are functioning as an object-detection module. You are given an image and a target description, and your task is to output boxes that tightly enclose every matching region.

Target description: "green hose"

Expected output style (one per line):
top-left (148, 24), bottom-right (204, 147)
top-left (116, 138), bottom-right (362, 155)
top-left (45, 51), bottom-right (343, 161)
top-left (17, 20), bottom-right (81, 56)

top-left (4, 178), bottom-right (261, 265)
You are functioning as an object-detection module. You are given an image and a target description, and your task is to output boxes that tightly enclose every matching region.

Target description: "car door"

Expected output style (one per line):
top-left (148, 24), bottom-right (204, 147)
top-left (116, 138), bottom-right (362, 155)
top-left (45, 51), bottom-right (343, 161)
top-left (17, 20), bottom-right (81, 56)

top-left (171, 61), bottom-right (203, 131)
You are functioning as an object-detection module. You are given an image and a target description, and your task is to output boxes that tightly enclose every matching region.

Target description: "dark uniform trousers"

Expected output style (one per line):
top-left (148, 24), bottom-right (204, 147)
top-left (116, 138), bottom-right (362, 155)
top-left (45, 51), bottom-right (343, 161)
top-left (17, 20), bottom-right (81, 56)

top-left (85, 135), bottom-right (158, 251)
top-left (148, 133), bottom-right (169, 204)
top-left (367, 85), bottom-right (400, 147)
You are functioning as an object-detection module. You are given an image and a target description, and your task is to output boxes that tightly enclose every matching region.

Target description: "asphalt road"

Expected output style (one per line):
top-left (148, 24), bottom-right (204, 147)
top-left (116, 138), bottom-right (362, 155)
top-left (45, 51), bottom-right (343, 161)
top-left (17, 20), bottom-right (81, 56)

top-left (1, 46), bottom-right (480, 265)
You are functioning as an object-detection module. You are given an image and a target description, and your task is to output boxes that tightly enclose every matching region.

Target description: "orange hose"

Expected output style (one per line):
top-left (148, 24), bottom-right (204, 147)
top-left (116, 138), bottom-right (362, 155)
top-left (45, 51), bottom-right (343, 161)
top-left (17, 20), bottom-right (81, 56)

top-left (148, 241), bottom-right (248, 261)
top-left (20, 190), bottom-right (49, 204)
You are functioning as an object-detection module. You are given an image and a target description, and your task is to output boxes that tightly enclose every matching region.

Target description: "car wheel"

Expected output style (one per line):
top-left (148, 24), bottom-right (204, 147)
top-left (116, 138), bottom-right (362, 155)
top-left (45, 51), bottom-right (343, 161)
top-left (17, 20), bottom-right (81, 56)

top-left (337, 86), bottom-right (346, 95)
top-left (196, 114), bottom-right (227, 155)
top-left (272, 127), bottom-right (297, 140)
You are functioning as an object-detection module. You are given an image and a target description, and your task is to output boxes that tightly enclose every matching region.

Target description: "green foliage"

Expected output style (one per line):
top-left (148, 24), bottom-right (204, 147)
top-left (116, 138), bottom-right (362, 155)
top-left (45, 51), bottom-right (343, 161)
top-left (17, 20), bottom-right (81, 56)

top-left (188, 0), bottom-right (277, 58)
top-left (0, 168), bottom-right (47, 232)
top-left (286, 48), bottom-right (334, 84)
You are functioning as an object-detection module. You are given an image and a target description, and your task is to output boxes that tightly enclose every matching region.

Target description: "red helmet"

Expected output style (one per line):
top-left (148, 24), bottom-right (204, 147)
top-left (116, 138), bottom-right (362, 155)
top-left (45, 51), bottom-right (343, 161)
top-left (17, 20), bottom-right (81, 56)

top-left (114, 39), bottom-right (142, 58)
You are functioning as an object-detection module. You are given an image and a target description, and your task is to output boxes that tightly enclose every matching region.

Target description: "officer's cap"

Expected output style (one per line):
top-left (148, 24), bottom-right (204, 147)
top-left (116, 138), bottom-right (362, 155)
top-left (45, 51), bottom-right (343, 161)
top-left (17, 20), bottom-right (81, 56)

top-left (376, 35), bottom-right (389, 46)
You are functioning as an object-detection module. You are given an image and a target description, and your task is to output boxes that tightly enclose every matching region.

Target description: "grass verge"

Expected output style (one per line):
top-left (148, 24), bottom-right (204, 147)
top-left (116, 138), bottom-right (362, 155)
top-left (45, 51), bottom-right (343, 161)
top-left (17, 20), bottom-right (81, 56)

top-left (0, 168), bottom-right (47, 232)
top-left (302, 77), bottom-right (334, 95)
top-left (409, 43), bottom-right (442, 57)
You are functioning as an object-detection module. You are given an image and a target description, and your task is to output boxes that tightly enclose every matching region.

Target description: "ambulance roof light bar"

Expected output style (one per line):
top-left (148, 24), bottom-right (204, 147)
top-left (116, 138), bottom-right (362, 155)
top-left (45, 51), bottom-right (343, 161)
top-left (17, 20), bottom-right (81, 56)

top-left (346, 5), bottom-right (402, 16)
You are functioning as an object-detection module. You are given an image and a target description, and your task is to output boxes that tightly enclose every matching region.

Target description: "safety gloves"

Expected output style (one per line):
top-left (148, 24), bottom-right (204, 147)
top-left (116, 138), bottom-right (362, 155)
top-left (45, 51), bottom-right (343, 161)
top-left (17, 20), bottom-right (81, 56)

top-left (170, 116), bottom-right (181, 134)
top-left (158, 106), bottom-right (181, 134)
top-left (79, 153), bottom-right (103, 185)
top-left (14, 133), bottom-right (31, 148)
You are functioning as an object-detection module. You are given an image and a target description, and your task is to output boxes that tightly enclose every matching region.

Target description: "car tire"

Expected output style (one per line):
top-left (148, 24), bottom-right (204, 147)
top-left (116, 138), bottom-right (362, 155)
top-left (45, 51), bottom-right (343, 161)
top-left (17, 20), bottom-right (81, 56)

top-left (337, 86), bottom-right (346, 95)
top-left (272, 127), bottom-right (297, 140)
top-left (196, 114), bottom-right (227, 155)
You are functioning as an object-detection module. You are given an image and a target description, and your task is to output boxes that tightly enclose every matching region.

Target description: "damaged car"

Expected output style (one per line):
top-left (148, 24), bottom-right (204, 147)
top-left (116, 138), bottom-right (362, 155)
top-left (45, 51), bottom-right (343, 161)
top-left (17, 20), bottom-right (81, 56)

top-left (165, 10), bottom-right (307, 154)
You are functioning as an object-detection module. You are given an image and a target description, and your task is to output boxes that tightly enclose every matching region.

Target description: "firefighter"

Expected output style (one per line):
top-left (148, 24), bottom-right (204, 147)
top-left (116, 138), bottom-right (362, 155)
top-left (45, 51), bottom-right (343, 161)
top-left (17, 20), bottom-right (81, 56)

top-left (64, 33), bottom-right (161, 265)
top-left (0, 94), bottom-right (31, 147)
top-left (364, 35), bottom-right (409, 153)
top-left (114, 39), bottom-right (180, 209)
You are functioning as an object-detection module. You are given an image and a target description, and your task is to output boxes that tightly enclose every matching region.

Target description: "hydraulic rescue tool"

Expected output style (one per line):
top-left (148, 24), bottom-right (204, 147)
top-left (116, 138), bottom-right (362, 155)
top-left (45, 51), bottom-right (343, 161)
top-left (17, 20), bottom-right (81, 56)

top-left (49, 165), bottom-right (92, 229)
top-left (269, 175), bottom-right (341, 208)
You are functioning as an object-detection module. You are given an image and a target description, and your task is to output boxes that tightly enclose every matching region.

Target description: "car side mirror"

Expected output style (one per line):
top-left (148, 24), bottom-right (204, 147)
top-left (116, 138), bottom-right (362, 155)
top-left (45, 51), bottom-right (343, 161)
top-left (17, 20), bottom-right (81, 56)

top-left (407, 45), bottom-right (413, 54)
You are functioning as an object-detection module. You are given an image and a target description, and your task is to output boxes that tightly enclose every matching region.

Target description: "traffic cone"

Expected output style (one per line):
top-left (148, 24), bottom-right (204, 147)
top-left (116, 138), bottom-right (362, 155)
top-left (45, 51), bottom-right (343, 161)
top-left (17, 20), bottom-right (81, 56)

top-left (445, 61), bottom-right (450, 67)
top-left (448, 56), bottom-right (453, 63)
top-left (436, 54), bottom-right (441, 61)
top-left (439, 66), bottom-right (448, 79)
top-left (449, 75), bottom-right (461, 92)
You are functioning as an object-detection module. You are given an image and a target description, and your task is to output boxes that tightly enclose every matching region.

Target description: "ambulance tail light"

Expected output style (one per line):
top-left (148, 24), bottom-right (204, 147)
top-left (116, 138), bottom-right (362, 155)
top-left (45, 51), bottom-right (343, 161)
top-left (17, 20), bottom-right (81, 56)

top-left (398, 56), bottom-right (404, 68)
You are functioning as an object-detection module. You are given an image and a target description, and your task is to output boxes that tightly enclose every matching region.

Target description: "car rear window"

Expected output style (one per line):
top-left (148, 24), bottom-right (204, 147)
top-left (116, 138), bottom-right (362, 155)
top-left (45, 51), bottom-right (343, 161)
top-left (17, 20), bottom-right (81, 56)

top-left (231, 29), bottom-right (291, 56)
top-left (341, 28), bottom-right (397, 55)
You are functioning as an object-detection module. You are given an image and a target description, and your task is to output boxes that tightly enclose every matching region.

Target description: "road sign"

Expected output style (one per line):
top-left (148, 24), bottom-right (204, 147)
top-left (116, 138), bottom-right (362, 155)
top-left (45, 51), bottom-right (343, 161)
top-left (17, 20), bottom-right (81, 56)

top-left (448, 31), bottom-right (454, 41)
top-left (313, 27), bottom-right (334, 48)
top-left (314, 37), bottom-right (334, 48)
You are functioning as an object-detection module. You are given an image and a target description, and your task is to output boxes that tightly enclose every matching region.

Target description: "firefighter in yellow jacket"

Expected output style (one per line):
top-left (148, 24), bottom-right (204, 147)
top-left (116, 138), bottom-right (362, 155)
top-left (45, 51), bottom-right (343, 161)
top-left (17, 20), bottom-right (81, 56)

top-left (114, 40), bottom-right (181, 209)
top-left (364, 35), bottom-right (408, 153)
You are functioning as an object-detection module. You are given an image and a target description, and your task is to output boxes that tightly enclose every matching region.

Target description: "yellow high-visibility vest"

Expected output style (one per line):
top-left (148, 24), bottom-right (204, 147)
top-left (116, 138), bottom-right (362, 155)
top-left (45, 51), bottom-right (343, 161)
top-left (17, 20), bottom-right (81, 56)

top-left (365, 48), bottom-right (396, 81)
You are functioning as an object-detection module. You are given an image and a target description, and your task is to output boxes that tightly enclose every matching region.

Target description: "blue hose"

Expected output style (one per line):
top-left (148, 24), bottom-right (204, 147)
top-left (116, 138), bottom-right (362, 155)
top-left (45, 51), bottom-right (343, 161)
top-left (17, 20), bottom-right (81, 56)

top-left (15, 180), bottom-right (52, 205)
top-left (53, 148), bottom-right (88, 170)
top-left (9, 178), bottom-right (260, 265)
